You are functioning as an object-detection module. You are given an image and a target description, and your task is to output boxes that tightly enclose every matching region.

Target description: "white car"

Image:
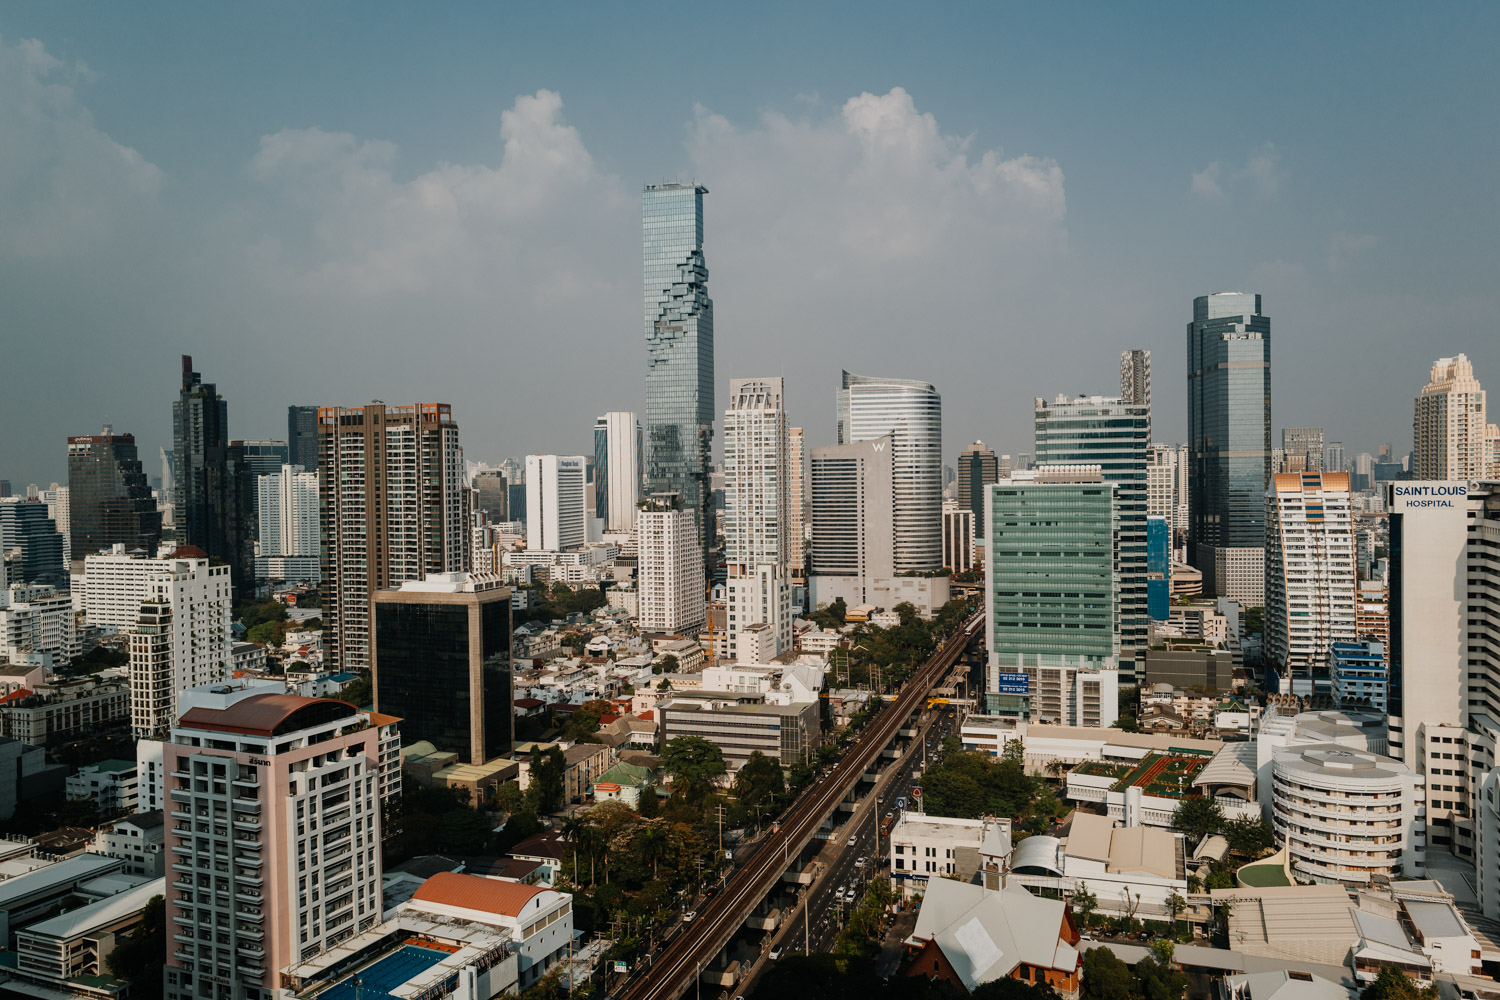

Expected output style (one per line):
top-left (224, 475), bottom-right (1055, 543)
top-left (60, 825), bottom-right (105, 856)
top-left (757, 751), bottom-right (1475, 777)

top-left (768, 947), bottom-right (782, 961)
top-left (855, 857), bottom-right (867, 868)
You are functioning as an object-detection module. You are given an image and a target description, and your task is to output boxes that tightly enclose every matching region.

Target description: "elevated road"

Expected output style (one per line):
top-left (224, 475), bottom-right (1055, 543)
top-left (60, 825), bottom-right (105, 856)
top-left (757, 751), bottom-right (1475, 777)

top-left (619, 611), bottom-right (985, 1000)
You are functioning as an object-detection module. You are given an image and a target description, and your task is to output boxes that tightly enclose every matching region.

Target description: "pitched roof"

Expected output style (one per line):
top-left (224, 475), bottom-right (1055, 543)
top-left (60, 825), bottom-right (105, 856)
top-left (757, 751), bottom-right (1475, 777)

top-left (166, 544), bottom-right (208, 559)
top-left (410, 871), bottom-right (547, 918)
top-left (909, 879), bottom-right (1076, 992)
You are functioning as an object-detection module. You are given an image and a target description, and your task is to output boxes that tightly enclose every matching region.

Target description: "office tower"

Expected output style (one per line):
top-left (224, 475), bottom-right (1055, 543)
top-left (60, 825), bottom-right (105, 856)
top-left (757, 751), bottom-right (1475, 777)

top-left (942, 502), bottom-right (974, 574)
top-left (39, 484), bottom-right (69, 567)
top-left (1265, 472), bottom-right (1356, 694)
top-left (788, 427), bottom-right (808, 591)
top-left (1414, 354), bottom-right (1488, 481)
top-left (809, 437), bottom-right (895, 609)
top-left (594, 411), bottom-right (643, 534)
top-left (473, 470), bottom-right (509, 522)
top-left (723, 378), bottom-right (792, 661)
top-left (984, 468), bottom-right (1120, 723)
top-left (1146, 515), bottom-right (1170, 621)
top-left (1146, 445), bottom-right (1182, 549)
top-left (0, 499), bottom-right (65, 586)
top-left (1280, 427), bottom-right (1325, 473)
top-left (125, 545), bottom-right (231, 737)
top-left (1034, 393), bottom-right (1151, 655)
top-left (508, 483), bottom-right (527, 526)
top-left (956, 441), bottom-right (999, 529)
top-left (172, 356), bottom-right (254, 594)
top-left (256, 464), bottom-right (319, 582)
top-left (161, 682), bottom-right (394, 1000)
top-left (287, 404), bottom-right (320, 471)
top-left (643, 183), bottom-right (714, 571)
top-left (1187, 292), bottom-right (1271, 602)
top-left (0, 582), bottom-right (78, 664)
top-left (525, 455), bottom-right (587, 552)
top-left (1120, 349), bottom-right (1151, 407)
top-left (66, 429), bottom-right (161, 566)
top-left (320, 403), bottom-right (468, 673)
top-left (233, 440), bottom-right (289, 479)
top-left (837, 370), bottom-right (943, 572)
top-left (1324, 441), bottom-right (1346, 475)
top-left (636, 495), bottom-right (706, 633)
top-left (373, 572), bottom-right (512, 764)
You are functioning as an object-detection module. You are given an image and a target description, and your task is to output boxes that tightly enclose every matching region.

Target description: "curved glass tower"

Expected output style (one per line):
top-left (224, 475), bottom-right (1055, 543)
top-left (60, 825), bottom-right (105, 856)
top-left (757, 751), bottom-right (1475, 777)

top-left (643, 184), bottom-right (714, 571)
top-left (837, 370), bottom-right (943, 572)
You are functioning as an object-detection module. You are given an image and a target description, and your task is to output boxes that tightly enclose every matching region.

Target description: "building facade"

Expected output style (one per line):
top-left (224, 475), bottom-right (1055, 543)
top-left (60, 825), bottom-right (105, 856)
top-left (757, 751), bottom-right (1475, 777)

top-left (473, 470), bottom-right (509, 523)
top-left (809, 436), bottom-right (892, 608)
top-left (172, 356), bottom-right (254, 595)
top-left (256, 464), bottom-right (319, 583)
top-left (636, 495), bottom-right (705, 633)
top-left (594, 412), bottom-right (642, 535)
top-left (65, 429), bottom-right (160, 568)
top-left (1186, 292), bottom-right (1272, 602)
top-left (1120, 348), bottom-right (1151, 407)
top-left (1265, 473), bottom-right (1357, 694)
top-left (127, 546), bottom-right (232, 738)
top-left (1146, 515), bottom-right (1170, 621)
top-left (942, 502), bottom-right (974, 575)
top-left (0, 500), bottom-right (65, 587)
top-left (723, 378), bottom-right (792, 662)
top-left (525, 455), bottom-right (587, 553)
top-left (1414, 354), bottom-right (1487, 481)
top-left (956, 441), bottom-right (999, 529)
top-left (286, 405), bottom-right (320, 472)
top-left (1280, 427), bottom-right (1325, 473)
top-left (788, 427), bottom-right (808, 595)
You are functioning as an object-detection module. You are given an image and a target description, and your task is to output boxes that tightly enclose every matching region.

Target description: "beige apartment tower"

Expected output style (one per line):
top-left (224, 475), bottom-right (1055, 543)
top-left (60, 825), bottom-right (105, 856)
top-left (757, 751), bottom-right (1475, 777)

top-left (1414, 355), bottom-right (1488, 481)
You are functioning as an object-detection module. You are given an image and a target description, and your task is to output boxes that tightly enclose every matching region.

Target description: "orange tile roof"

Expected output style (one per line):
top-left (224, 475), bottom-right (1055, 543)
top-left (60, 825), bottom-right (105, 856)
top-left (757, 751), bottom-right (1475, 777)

top-left (366, 712), bottom-right (402, 727)
top-left (411, 872), bottom-right (547, 918)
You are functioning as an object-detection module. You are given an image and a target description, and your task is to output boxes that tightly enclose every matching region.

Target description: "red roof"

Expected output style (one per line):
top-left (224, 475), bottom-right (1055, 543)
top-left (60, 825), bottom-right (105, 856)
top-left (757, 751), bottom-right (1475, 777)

top-left (166, 544), bottom-right (208, 559)
top-left (411, 872), bottom-right (547, 918)
top-left (0, 688), bottom-right (32, 705)
top-left (178, 693), bottom-right (357, 737)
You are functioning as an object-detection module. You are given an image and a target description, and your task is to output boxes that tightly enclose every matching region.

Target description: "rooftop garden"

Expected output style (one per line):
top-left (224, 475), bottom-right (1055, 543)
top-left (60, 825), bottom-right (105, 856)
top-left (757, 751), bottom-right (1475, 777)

top-left (1112, 752), bottom-right (1210, 798)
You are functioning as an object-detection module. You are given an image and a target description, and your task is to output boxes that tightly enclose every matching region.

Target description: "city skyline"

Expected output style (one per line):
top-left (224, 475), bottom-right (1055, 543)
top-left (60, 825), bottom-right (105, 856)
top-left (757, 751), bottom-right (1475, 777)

top-left (3, 4), bottom-right (1498, 485)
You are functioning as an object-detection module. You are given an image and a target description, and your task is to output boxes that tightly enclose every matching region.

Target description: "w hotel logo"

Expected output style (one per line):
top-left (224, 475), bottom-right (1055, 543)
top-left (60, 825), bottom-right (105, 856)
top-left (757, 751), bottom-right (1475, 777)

top-left (870, 440), bottom-right (887, 453)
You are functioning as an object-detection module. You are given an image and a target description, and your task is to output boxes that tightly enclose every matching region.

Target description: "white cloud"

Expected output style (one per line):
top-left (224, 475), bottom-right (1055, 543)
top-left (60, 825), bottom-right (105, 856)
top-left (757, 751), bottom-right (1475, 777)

top-left (1190, 142), bottom-right (1281, 203)
top-left (0, 34), bottom-right (163, 258)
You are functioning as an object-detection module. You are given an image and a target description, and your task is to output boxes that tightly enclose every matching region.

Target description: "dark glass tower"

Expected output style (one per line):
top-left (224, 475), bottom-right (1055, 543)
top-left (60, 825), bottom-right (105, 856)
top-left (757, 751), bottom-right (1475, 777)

top-left (0, 500), bottom-right (65, 585)
top-left (643, 184), bottom-right (714, 575)
top-left (1187, 293), bottom-right (1271, 598)
top-left (473, 470), bottom-right (509, 522)
top-left (956, 441), bottom-right (999, 527)
top-left (66, 429), bottom-right (161, 563)
top-left (172, 356), bottom-right (254, 595)
top-left (287, 405), bottom-right (319, 471)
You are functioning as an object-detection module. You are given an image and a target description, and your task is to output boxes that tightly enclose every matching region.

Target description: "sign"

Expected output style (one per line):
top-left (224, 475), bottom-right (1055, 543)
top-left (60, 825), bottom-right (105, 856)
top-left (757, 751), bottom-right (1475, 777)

top-left (911, 786), bottom-right (922, 798)
top-left (895, 797), bottom-right (906, 810)
top-left (247, 757), bottom-right (269, 767)
top-left (996, 672), bottom-right (1029, 695)
top-left (1391, 481), bottom-right (1468, 512)
top-left (613, 961), bottom-right (627, 974)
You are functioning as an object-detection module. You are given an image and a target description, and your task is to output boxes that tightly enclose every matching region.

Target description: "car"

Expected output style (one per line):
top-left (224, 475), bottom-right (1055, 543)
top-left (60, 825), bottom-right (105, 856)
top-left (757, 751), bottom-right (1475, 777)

top-left (847, 836), bottom-right (857, 846)
top-left (768, 947), bottom-right (783, 961)
top-left (855, 857), bottom-right (867, 868)
top-left (683, 911), bottom-right (697, 923)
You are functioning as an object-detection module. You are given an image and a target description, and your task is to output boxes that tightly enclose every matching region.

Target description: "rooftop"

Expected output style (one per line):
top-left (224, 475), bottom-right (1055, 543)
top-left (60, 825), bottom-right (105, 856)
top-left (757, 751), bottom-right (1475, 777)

top-left (410, 872), bottom-right (547, 918)
top-left (18, 876), bottom-right (164, 941)
top-left (178, 692), bottom-right (357, 737)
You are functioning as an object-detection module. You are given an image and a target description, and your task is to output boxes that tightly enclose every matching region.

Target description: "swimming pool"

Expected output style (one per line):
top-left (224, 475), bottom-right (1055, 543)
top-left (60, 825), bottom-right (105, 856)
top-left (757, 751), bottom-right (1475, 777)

top-left (317, 945), bottom-right (451, 1000)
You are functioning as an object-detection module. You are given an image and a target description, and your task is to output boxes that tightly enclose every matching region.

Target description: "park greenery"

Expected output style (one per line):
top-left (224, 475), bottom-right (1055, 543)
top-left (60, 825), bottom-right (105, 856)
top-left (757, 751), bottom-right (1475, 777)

top-left (1171, 797), bottom-right (1274, 856)
top-left (920, 737), bottom-right (1065, 835)
top-left (514, 583), bottom-right (608, 625)
top-left (1080, 945), bottom-right (1190, 1000)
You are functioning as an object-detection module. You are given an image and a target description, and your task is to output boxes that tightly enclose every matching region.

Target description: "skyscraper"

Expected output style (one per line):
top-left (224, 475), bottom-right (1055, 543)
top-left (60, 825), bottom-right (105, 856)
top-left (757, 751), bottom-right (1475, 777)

top-left (287, 404), bottom-right (320, 471)
top-left (1034, 393), bottom-right (1151, 656)
top-left (1324, 441), bottom-right (1346, 474)
top-left (956, 441), bottom-right (999, 529)
top-left (320, 403), bottom-right (469, 672)
top-left (233, 440), bottom-right (289, 479)
top-left (125, 545), bottom-right (231, 737)
top-left (788, 427), bottom-right (808, 593)
top-left (1146, 515), bottom-right (1171, 621)
top-left (594, 411), bottom-right (643, 534)
top-left (525, 455), bottom-right (587, 552)
top-left (1120, 349), bottom-right (1151, 407)
top-left (723, 377), bottom-right (792, 661)
top-left (256, 464), bottom-right (319, 583)
top-left (809, 437), bottom-right (895, 608)
top-left (66, 429), bottom-right (160, 565)
top-left (473, 470), bottom-right (509, 522)
top-left (1280, 427), bottom-right (1325, 473)
top-left (1414, 354), bottom-right (1488, 481)
top-left (172, 356), bottom-right (254, 594)
top-left (643, 184), bottom-right (714, 573)
top-left (0, 499), bottom-right (65, 586)
top-left (837, 371), bottom-right (943, 572)
top-left (637, 494), bottom-right (706, 633)
top-left (1265, 472), bottom-right (1356, 695)
top-left (1187, 292), bottom-right (1271, 602)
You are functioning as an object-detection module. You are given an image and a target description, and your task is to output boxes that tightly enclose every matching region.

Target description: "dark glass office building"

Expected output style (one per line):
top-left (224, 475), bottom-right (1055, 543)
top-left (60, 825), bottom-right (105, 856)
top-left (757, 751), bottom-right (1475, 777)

top-left (66, 430), bottom-right (161, 564)
top-left (1147, 514), bottom-right (1170, 621)
top-left (287, 405), bottom-right (319, 471)
top-left (473, 471), bottom-right (509, 522)
top-left (0, 500), bottom-right (65, 585)
top-left (172, 355), bottom-right (254, 595)
top-left (372, 576), bottom-right (512, 764)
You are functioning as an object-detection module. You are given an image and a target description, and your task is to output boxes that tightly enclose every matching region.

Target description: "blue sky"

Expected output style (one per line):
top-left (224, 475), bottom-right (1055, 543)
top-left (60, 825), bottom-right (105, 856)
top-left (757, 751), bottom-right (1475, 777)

top-left (2, 1), bottom-right (1497, 484)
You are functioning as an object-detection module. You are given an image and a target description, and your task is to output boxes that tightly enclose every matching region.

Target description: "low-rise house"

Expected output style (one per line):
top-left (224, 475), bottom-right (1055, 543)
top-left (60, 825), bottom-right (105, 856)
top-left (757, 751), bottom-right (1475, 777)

top-left (589, 762), bottom-right (656, 809)
top-left (65, 760), bottom-right (138, 814)
top-left (508, 831), bottom-right (568, 887)
top-left (90, 811), bottom-right (165, 877)
top-left (889, 813), bottom-right (1011, 898)
top-left (562, 743), bottom-right (612, 804)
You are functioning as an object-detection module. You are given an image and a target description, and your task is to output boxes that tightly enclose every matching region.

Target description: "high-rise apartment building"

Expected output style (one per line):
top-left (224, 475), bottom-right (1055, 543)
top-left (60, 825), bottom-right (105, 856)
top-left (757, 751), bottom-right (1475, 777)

top-left (1120, 349), bottom-right (1151, 407)
top-left (1265, 472), bottom-right (1357, 694)
top-left (1280, 427), bottom-right (1325, 473)
top-left (723, 378), bottom-right (791, 662)
top-left (1324, 441), bottom-right (1347, 475)
top-left (373, 573), bottom-right (511, 764)
top-left (809, 437), bottom-right (894, 609)
top-left (1187, 292), bottom-right (1272, 602)
top-left (955, 441), bottom-right (999, 530)
top-left (942, 502), bottom-right (974, 575)
top-left (287, 405), bottom-right (320, 471)
top-left (66, 429), bottom-right (160, 568)
top-left (636, 495), bottom-right (705, 633)
top-left (643, 184), bottom-right (714, 572)
top-left (838, 370), bottom-right (943, 572)
top-left (984, 467), bottom-right (1119, 721)
top-left (125, 545), bottom-right (231, 738)
top-left (594, 412), bottom-right (643, 535)
top-left (1034, 394), bottom-right (1150, 655)
top-left (256, 465), bottom-right (319, 583)
top-left (172, 356), bottom-right (254, 595)
top-left (1414, 354), bottom-right (1488, 481)
top-left (0, 581), bottom-right (78, 665)
top-left (1146, 444), bottom-right (1185, 554)
top-left (161, 681), bottom-right (397, 1000)
top-left (319, 403), bottom-right (468, 672)
top-left (525, 455), bottom-right (587, 553)
top-left (473, 470), bottom-right (509, 523)
top-left (0, 499), bottom-right (65, 586)
top-left (788, 427), bottom-right (808, 591)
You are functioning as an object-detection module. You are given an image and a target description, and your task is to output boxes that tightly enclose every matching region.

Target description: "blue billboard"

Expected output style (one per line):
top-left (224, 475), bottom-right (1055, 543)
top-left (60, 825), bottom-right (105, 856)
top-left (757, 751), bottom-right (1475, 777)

top-left (996, 672), bottom-right (1029, 695)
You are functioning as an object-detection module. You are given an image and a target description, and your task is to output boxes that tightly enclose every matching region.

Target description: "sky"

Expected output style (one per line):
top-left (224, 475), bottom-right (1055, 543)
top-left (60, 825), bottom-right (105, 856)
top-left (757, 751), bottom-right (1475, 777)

top-left (2, 2), bottom-right (1497, 487)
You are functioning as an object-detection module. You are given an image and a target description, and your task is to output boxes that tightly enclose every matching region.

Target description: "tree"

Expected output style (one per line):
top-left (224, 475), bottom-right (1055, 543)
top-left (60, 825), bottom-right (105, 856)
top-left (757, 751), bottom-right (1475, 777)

top-left (1133, 956), bottom-right (1191, 1000)
top-left (1110, 714), bottom-right (1140, 733)
top-left (1360, 966), bottom-right (1438, 1000)
top-left (654, 653), bottom-right (679, 674)
top-left (530, 745), bottom-right (566, 813)
top-left (1000, 738), bottom-right (1026, 767)
top-left (636, 824), bottom-right (670, 878)
top-left (637, 783), bottom-right (660, 818)
top-left (735, 751), bottom-right (785, 824)
top-left (436, 808), bottom-right (492, 854)
top-left (810, 597), bottom-right (848, 630)
top-left (1150, 938), bottom-right (1176, 969)
top-left (972, 980), bottom-right (1061, 1000)
top-left (1223, 815), bottom-right (1274, 855)
top-left (1171, 796), bottom-right (1225, 842)
top-left (1080, 947), bottom-right (1135, 1000)
top-left (559, 699), bottom-right (612, 741)
top-left (893, 602), bottom-right (921, 627)
top-left (662, 735), bottom-right (726, 800)
top-left (1071, 887), bottom-right (1098, 929)
top-left (338, 673), bottom-right (373, 708)
top-left (106, 894), bottom-right (165, 999)
top-left (1164, 892), bottom-right (1187, 934)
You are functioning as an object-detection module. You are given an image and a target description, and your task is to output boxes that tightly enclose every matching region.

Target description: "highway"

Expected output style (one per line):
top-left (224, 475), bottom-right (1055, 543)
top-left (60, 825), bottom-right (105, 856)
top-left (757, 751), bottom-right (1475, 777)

top-left (616, 611), bottom-right (984, 1000)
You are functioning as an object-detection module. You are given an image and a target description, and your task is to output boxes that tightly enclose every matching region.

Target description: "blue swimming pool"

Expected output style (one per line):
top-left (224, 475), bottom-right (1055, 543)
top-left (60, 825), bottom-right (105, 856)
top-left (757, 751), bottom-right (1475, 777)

top-left (318, 945), bottom-right (451, 1000)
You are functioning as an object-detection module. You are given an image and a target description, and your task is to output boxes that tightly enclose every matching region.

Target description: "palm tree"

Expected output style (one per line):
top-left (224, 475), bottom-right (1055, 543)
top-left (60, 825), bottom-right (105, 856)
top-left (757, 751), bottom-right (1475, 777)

top-left (638, 825), bottom-right (669, 879)
top-left (1072, 886), bottom-right (1098, 929)
top-left (560, 815), bottom-right (593, 886)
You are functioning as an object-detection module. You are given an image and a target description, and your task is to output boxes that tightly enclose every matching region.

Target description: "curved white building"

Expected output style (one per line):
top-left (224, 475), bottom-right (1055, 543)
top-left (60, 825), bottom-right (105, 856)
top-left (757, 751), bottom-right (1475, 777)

top-left (837, 370), bottom-right (942, 572)
top-left (1271, 743), bottom-right (1425, 886)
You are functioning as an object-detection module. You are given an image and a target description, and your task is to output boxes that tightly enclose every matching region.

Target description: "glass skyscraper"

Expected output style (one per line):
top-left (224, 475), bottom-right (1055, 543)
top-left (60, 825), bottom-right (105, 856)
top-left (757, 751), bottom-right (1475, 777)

top-left (643, 184), bottom-right (714, 571)
top-left (66, 429), bottom-right (161, 564)
top-left (1187, 292), bottom-right (1271, 601)
top-left (1147, 514), bottom-right (1170, 621)
top-left (837, 371), bottom-right (943, 572)
top-left (1034, 394), bottom-right (1151, 654)
top-left (173, 355), bottom-right (255, 595)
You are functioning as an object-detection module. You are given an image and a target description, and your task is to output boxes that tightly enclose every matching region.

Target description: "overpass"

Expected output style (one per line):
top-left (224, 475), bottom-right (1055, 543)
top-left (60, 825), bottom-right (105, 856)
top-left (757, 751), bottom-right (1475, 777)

top-left (617, 611), bottom-right (985, 1000)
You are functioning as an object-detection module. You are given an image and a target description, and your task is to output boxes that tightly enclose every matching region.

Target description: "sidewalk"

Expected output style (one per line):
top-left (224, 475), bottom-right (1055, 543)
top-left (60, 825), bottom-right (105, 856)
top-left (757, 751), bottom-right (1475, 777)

top-left (874, 909), bottom-right (920, 979)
